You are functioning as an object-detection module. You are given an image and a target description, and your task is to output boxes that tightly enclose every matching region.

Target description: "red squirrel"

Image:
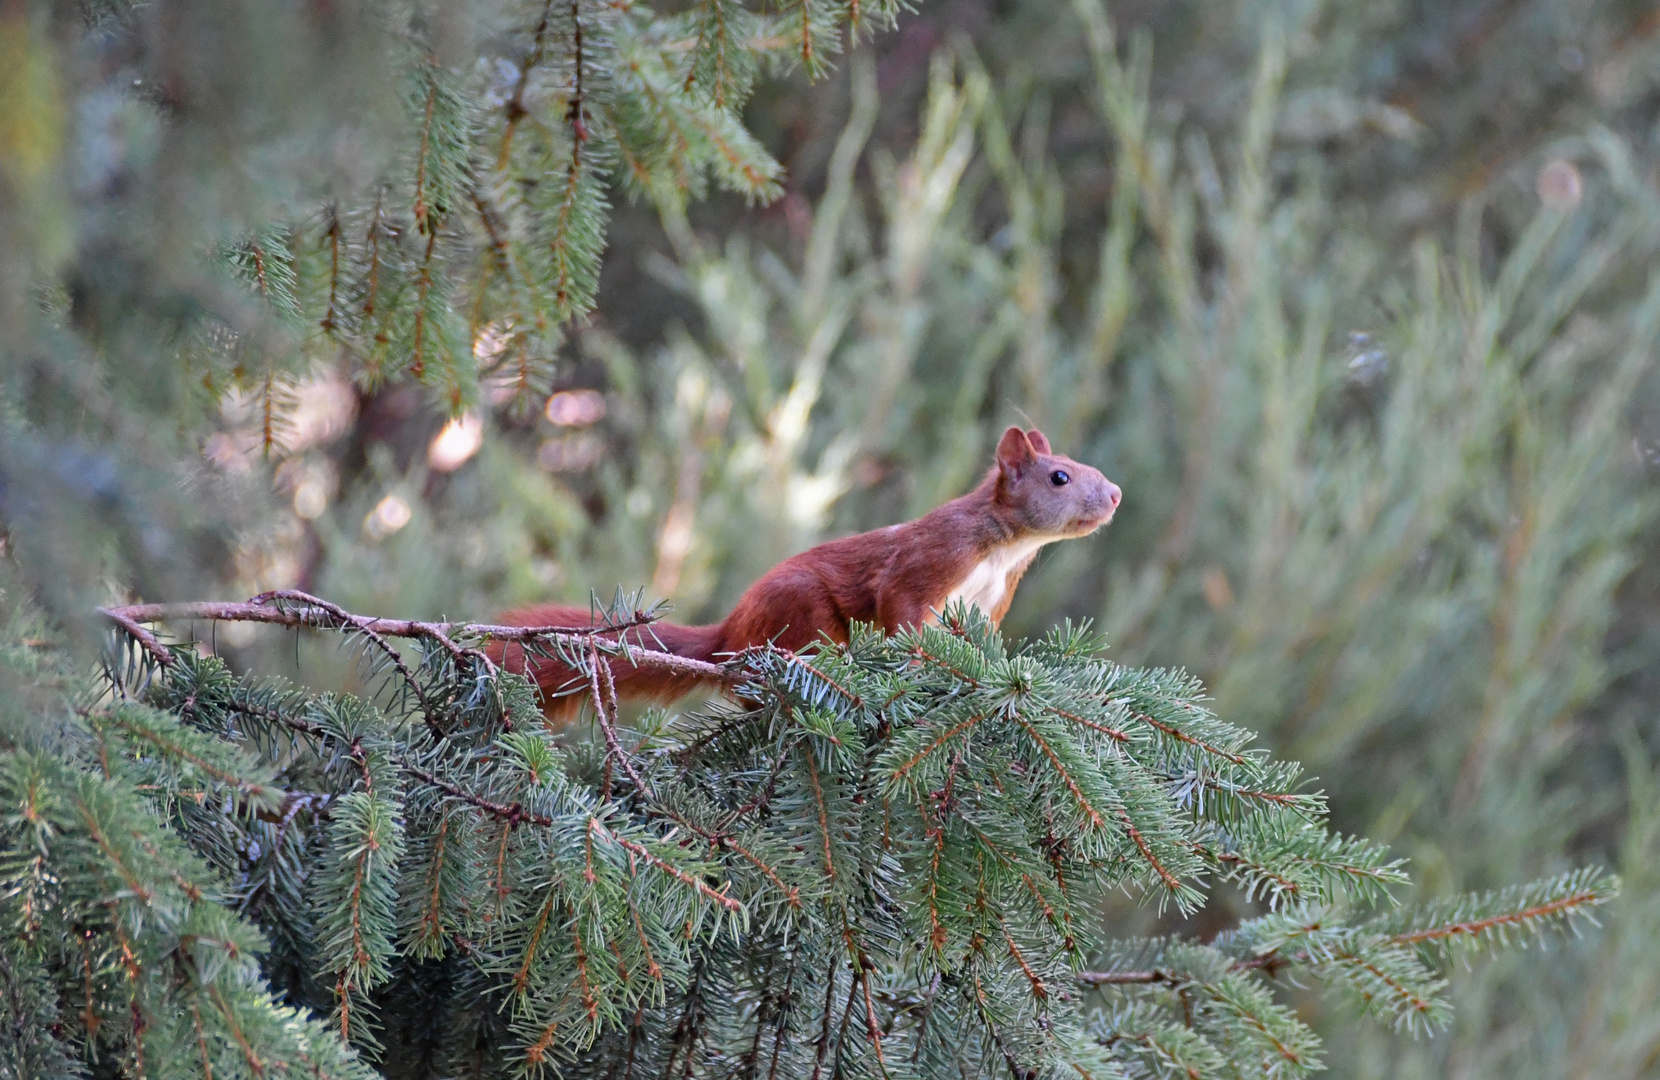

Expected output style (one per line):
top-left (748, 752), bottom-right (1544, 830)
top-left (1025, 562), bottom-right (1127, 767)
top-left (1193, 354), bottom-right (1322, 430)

top-left (493, 426), bottom-right (1121, 714)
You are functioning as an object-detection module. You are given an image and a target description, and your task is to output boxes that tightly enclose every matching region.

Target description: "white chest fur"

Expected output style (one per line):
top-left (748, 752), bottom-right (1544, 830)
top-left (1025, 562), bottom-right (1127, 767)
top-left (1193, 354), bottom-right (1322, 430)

top-left (935, 535), bottom-right (1056, 621)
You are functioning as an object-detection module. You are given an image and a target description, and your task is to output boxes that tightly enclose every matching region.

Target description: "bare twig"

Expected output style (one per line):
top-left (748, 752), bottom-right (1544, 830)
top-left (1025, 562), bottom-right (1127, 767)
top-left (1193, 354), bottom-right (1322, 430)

top-left (1077, 969), bottom-right (1169, 986)
top-left (588, 639), bottom-right (654, 799)
top-left (257, 591), bottom-right (436, 729)
top-left (100, 597), bottom-right (743, 685)
top-left (98, 608), bottom-right (174, 669)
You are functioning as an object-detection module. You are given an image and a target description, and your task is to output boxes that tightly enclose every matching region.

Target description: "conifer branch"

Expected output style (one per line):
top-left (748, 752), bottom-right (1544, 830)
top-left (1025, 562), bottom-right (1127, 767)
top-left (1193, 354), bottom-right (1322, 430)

top-left (413, 73), bottom-right (440, 235)
top-left (208, 983), bottom-right (266, 1076)
top-left (499, 0), bottom-right (558, 168)
top-left (1387, 889), bottom-right (1602, 946)
top-left (321, 205), bottom-right (343, 335)
top-left (411, 230), bottom-right (438, 383)
top-left (1124, 708), bottom-right (1250, 766)
top-left (803, 744), bottom-right (838, 882)
top-left (401, 760), bottom-right (552, 828)
top-left (84, 707), bottom-right (282, 806)
top-left (1046, 705), bottom-right (1131, 742)
top-left (363, 190), bottom-right (385, 319)
top-left (1078, 969), bottom-right (1170, 986)
top-left (725, 733), bottom-right (805, 819)
top-left (600, 822), bottom-right (743, 909)
top-left (906, 641), bottom-right (982, 687)
top-left (1001, 922), bottom-right (1047, 1001)
top-left (1015, 716), bottom-right (1108, 830)
top-left (1114, 809), bottom-right (1180, 891)
top-left (890, 712), bottom-right (988, 780)
top-left (515, 892), bottom-right (559, 994)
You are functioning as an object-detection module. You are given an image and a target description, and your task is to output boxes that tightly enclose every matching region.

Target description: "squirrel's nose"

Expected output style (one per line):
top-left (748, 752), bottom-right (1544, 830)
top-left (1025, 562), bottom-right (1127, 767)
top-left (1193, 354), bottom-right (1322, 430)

top-left (1105, 482), bottom-right (1122, 509)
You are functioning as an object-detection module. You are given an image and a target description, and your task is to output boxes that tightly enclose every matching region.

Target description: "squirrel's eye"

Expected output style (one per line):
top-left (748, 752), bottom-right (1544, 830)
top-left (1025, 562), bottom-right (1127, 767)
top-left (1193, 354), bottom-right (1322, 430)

top-left (1050, 470), bottom-right (1070, 486)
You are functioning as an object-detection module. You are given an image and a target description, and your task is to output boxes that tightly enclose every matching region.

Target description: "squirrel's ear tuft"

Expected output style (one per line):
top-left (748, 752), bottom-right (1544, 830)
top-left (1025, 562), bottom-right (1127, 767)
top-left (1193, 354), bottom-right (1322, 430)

top-left (1025, 428), bottom-right (1052, 455)
top-left (996, 426), bottom-right (1037, 476)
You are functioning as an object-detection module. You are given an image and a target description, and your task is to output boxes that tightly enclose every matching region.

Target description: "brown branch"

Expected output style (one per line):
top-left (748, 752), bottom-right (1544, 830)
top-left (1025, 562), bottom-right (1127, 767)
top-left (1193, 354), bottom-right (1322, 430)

top-left (572, 918), bottom-right (598, 1022)
top-left (724, 734), bottom-right (805, 820)
top-left (497, 0), bottom-right (557, 168)
top-left (907, 642), bottom-right (981, 688)
top-left (722, 836), bottom-right (802, 909)
top-left (85, 710), bottom-right (280, 804)
top-left (524, 1014), bottom-right (563, 1068)
top-left (1191, 780), bottom-right (1310, 807)
top-left (209, 983), bottom-right (267, 1077)
top-left (1115, 809), bottom-right (1181, 892)
top-left (1014, 717), bottom-right (1108, 830)
top-left (600, 818), bottom-right (744, 912)
top-left (416, 815), bottom-right (452, 947)
top-left (262, 587), bottom-right (464, 661)
top-left (824, 964), bottom-right (864, 1080)
top-left (1046, 705), bottom-right (1131, 742)
top-left (1389, 891), bottom-right (1602, 946)
top-left (1126, 708), bottom-right (1249, 766)
top-left (803, 745), bottom-right (837, 883)
top-left (589, 640), bottom-right (654, 799)
top-left (523, 607), bottom-right (672, 638)
top-left (861, 967), bottom-right (888, 1072)
top-left (1078, 969), bottom-right (1170, 986)
top-left (402, 761), bottom-right (553, 828)
top-left (977, 988), bottom-right (1038, 1080)
top-left (1326, 949), bottom-right (1433, 1016)
top-left (412, 221), bottom-right (439, 384)
top-left (263, 590), bottom-right (440, 734)
top-left (1001, 923), bottom-right (1047, 1001)
top-left (653, 804), bottom-right (802, 909)
top-left (567, 0), bottom-right (587, 141)
top-left (413, 71), bottom-right (439, 235)
top-left (363, 191), bottom-right (385, 321)
top-left (100, 608), bottom-right (174, 669)
top-left (630, 901), bottom-right (662, 979)
top-left (257, 373), bottom-right (273, 457)
top-left (919, 807), bottom-right (947, 953)
top-left (320, 206), bottom-right (342, 335)
top-left (1204, 847), bottom-right (1300, 896)
top-left (99, 595), bottom-right (743, 684)
top-left (890, 713), bottom-right (987, 780)
top-left (230, 698), bottom-right (326, 740)
top-left (514, 893), bottom-right (558, 995)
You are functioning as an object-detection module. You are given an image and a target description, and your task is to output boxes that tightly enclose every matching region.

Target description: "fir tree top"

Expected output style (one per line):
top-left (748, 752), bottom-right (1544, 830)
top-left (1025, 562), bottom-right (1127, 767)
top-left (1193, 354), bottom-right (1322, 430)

top-left (0, 591), bottom-right (1614, 1078)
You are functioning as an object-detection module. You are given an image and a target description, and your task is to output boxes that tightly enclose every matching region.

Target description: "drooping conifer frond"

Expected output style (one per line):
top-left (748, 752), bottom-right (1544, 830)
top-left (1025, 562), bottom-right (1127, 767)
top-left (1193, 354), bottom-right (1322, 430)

top-left (0, 592), bottom-right (1612, 1077)
top-left (63, 0), bottom-right (876, 430)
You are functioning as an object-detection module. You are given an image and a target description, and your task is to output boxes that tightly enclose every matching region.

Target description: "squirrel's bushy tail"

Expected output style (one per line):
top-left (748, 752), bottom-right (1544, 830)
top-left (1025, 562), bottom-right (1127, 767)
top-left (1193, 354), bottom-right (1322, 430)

top-left (489, 604), bottom-right (726, 719)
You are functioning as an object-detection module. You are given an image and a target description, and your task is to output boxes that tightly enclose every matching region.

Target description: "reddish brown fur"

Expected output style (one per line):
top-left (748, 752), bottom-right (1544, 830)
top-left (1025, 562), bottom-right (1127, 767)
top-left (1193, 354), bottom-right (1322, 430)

top-left (492, 427), bottom-right (1121, 717)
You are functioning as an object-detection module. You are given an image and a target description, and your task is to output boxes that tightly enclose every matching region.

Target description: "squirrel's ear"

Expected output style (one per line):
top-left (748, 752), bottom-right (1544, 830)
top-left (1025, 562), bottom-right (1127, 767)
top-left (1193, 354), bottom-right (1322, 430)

top-left (996, 426), bottom-right (1037, 477)
top-left (1025, 428), bottom-right (1052, 455)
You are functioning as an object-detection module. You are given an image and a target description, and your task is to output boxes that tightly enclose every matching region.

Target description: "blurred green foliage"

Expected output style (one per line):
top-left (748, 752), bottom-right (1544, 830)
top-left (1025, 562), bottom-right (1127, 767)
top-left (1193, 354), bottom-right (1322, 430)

top-left (3, 0), bottom-right (1660, 1077)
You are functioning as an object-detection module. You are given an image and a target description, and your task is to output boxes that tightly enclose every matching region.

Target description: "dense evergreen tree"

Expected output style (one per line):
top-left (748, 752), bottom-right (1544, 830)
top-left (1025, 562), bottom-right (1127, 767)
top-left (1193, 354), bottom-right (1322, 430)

top-left (6, 593), bottom-right (1615, 1077)
top-left (2, 0), bottom-right (1657, 1077)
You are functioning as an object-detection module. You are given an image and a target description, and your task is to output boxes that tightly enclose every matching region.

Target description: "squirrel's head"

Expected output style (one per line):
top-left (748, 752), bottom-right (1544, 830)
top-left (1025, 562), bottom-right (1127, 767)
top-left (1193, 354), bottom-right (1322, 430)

top-left (991, 426), bottom-right (1122, 538)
